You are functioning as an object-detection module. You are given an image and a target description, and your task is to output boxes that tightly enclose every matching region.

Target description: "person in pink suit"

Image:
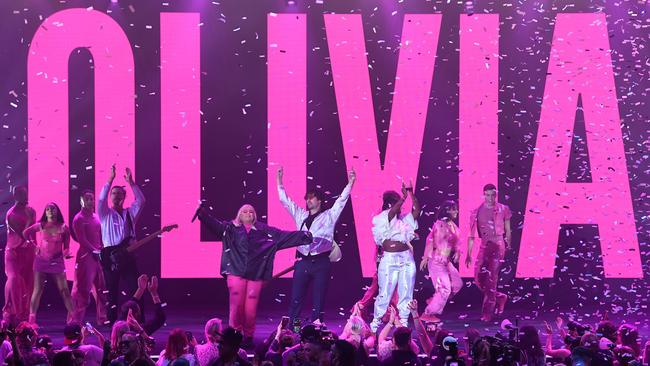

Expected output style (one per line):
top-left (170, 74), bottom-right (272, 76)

top-left (70, 190), bottom-right (108, 325)
top-left (23, 202), bottom-right (75, 324)
top-left (3, 186), bottom-right (37, 325)
top-left (419, 200), bottom-right (463, 322)
top-left (465, 183), bottom-right (512, 322)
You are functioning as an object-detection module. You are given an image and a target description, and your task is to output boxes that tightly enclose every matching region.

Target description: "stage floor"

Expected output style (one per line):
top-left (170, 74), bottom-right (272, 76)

top-left (31, 305), bottom-right (650, 356)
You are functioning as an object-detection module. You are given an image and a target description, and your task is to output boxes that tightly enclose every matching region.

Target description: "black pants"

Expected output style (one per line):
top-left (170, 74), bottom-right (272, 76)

top-left (288, 254), bottom-right (331, 323)
top-left (102, 254), bottom-right (138, 323)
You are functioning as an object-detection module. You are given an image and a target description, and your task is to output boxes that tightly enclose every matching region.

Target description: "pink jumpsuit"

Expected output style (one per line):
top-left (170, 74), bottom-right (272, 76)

top-left (70, 210), bottom-right (108, 324)
top-left (424, 220), bottom-right (463, 316)
top-left (3, 205), bottom-right (36, 324)
top-left (469, 203), bottom-right (512, 320)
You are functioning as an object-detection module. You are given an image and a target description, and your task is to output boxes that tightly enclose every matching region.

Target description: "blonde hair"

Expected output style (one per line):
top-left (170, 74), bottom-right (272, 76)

top-left (347, 316), bottom-right (365, 335)
top-left (204, 318), bottom-right (222, 342)
top-left (232, 204), bottom-right (257, 227)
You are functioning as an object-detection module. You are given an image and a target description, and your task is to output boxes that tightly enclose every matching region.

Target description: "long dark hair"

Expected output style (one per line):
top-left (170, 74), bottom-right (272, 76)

top-left (436, 200), bottom-right (457, 222)
top-left (39, 202), bottom-right (65, 225)
top-left (519, 325), bottom-right (545, 366)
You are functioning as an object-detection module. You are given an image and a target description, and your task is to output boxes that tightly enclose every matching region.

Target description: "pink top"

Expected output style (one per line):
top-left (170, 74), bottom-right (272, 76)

top-left (72, 210), bottom-right (103, 256)
top-left (5, 205), bottom-right (36, 250)
top-left (468, 202), bottom-right (512, 240)
top-left (23, 223), bottom-right (70, 260)
top-left (428, 219), bottom-right (460, 263)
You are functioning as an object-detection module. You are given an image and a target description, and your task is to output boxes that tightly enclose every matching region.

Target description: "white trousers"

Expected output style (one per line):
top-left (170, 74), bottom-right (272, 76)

top-left (370, 250), bottom-right (416, 332)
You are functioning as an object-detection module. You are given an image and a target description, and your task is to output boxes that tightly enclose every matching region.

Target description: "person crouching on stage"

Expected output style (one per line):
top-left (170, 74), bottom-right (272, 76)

top-left (420, 200), bottom-right (463, 322)
top-left (370, 181), bottom-right (420, 333)
top-left (194, 203), bottom-right (313, 346)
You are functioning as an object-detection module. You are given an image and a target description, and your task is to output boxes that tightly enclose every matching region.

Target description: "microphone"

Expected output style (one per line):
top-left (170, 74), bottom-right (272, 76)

top-left (191, 203), bottom-right (204, 223)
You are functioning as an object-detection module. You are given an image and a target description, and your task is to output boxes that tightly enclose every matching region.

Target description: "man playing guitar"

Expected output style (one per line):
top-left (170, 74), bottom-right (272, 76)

top-left (98, 164), bottom-right (146, 323)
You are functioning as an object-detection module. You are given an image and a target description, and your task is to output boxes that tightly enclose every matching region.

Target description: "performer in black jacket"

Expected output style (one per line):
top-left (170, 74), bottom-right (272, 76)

top-left (195, 203), bottom-right (312, 344)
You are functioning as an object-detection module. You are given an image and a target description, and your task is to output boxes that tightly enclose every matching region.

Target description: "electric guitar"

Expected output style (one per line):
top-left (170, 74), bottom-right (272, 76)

top-left (100, 224), bottom-right (178, 271)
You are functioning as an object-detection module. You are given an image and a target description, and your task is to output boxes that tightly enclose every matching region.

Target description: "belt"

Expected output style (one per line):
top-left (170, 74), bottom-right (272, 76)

top-left (296, 251), bottom-right (331, 260)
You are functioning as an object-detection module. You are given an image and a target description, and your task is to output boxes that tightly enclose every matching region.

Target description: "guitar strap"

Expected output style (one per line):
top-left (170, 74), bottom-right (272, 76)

top-left (124, 210), bottom-right (136, 244)
top-left (476, 204), bottom-right (483, 240)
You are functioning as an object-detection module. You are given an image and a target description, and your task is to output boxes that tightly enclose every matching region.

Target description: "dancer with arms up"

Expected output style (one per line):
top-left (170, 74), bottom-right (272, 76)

top-left (98, 164), bottom-right (146, 323)
top-left (276, 166), bottom-right (356, 325)
top-left (370, 181), bottom-right (420, 333)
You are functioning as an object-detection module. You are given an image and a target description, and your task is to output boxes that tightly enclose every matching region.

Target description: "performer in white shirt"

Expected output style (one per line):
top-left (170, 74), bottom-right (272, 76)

top-left (97, 164), bottom-right (146, 323)
top-left (370, 181), bottom-right (420, 332)
top-left (276, 166), bottom-right (355, 325)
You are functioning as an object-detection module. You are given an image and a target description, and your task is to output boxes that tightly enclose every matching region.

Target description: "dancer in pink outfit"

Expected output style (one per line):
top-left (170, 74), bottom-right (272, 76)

top-left (465, 184), bottom-right (512, 322)
top-left (3, 186), bottom-right (37, 325)
top-left (420, 200), bottom-right (463, 322)
top-left (70, 190), bottom-right (108, 324)
top-left (23, 202), bottom-right (75, 324)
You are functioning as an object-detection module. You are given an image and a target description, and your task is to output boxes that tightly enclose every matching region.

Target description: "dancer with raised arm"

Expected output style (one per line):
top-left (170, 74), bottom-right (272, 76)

top-left (194, 203), bottom-right (312, 346)
top-left (369, 181), bottom-right (420, 333)
top-left (276, 166), bottom-right (356, 325)
top-left (98, 164), bottom-right (146, 323)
